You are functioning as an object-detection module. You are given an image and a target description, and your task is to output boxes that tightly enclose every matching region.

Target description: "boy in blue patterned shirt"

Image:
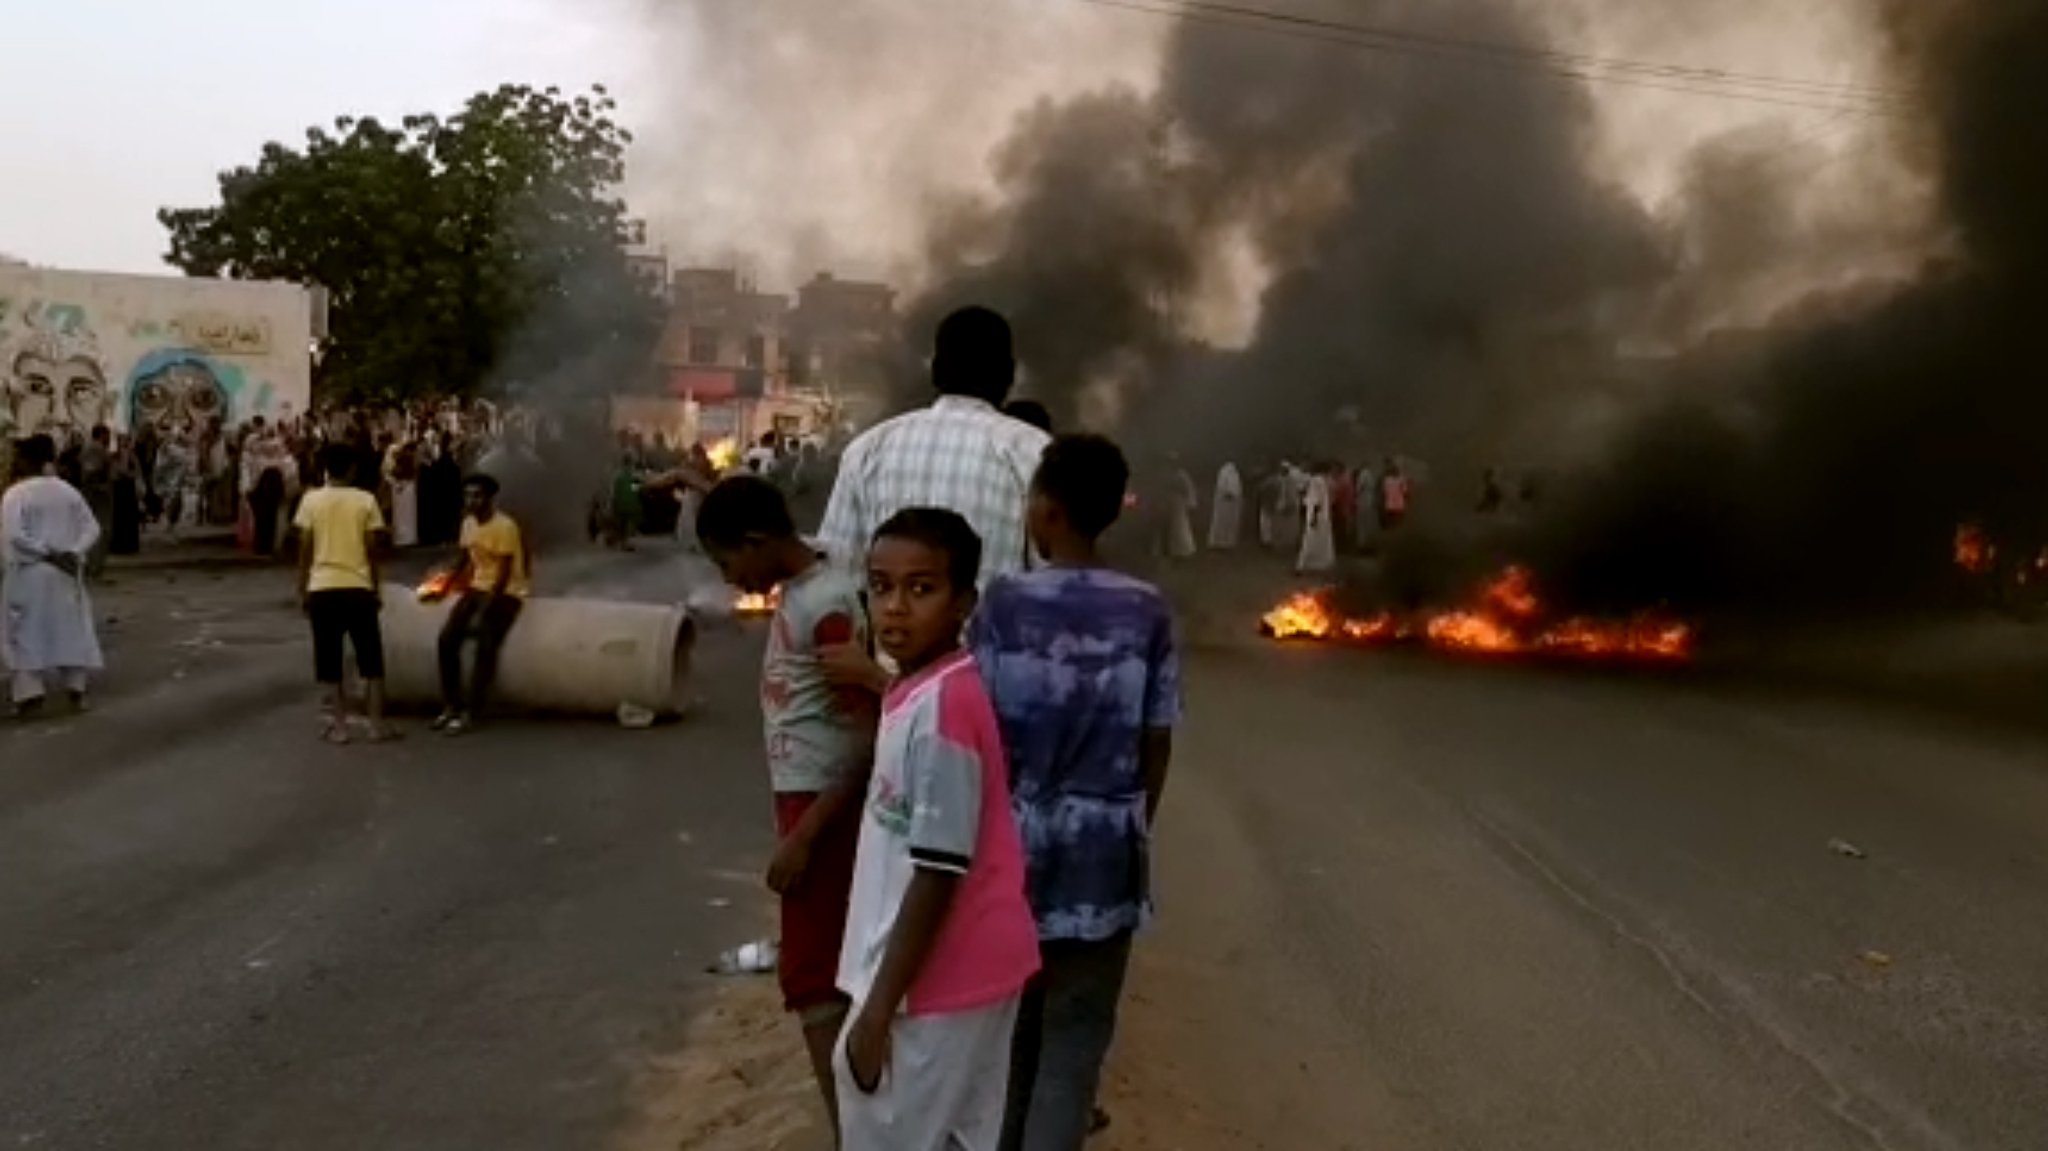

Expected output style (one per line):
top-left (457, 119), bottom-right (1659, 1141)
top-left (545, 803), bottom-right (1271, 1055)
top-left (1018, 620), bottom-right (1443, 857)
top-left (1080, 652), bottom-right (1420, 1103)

top-left (969, 434), bottom-right (1181, 1151)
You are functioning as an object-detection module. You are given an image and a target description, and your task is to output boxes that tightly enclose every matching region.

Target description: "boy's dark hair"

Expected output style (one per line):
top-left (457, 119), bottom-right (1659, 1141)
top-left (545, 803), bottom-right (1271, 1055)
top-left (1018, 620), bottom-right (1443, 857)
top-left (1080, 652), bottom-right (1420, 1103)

top-left (872, 507), bottom-right (982, 593)
top-left (931, 306), bottom-right (1015, 406)
top-left (695, 474), bottom-right (797, 549)
top-left (1003, 399), bottom-right (1052, 433)
top-left (319, 442), bottom-right (355, 482)
top-left (465, 472), bottom-right (501, 497)
top-left (1032, 433), bottom-right (1130, 539)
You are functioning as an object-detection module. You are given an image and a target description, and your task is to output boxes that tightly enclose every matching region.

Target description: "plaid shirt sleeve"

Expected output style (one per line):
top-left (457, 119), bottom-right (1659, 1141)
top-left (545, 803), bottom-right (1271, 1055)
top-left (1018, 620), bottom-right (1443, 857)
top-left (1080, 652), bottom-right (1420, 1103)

top-left (816, 432), bottom-right (871, 573)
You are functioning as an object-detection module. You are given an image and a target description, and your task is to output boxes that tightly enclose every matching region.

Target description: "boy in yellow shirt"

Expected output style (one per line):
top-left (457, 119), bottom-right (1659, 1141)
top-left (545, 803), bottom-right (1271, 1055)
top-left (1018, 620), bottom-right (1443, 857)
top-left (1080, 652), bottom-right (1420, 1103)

top-left (294, 443), bottom-right (398, 743)
top-left (434, 473), bottom-right (530, 735)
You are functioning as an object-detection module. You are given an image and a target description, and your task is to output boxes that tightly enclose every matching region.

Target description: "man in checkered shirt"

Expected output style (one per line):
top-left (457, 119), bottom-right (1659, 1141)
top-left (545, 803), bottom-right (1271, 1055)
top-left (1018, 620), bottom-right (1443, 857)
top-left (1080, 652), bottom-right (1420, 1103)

top-left (819, 307), bottom-right (1051, 589)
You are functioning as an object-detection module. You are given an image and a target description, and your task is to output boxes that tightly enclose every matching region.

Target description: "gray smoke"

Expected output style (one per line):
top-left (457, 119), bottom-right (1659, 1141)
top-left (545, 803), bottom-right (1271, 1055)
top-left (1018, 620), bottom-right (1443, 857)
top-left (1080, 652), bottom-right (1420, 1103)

top-left (623, 0), bottom-right (1156, 289)
top-left (619, 0), bottom-right (2019, 617)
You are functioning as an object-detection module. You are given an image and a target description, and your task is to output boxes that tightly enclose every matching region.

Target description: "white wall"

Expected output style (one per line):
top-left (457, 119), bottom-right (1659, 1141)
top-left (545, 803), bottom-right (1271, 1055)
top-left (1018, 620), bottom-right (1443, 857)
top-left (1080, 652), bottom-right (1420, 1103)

top-left (0, 267), bottom-right (312, 440)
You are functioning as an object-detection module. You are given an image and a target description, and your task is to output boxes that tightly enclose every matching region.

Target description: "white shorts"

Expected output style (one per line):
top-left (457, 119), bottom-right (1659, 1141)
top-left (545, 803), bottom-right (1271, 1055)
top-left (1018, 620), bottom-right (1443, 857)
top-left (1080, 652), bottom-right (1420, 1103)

top-left (835, 996), bottom-right (1020, 1151)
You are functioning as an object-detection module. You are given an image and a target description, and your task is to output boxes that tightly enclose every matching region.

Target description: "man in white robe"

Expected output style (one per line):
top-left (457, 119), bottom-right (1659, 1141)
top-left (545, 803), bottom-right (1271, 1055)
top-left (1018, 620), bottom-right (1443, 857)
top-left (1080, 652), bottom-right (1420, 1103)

top-left (1277, 463), bottom-right (1306, 550)
top-left (1352, 463), bottom-right (1377, 551)
top-left (1165, 464), bottom-right (1199, 559)
top-left (1208, 462), bottom-right (1243, 550)
top-left (1296, 469), bottom-right (1337, 574)
top-left (3, 435), bottom-right (104, 715)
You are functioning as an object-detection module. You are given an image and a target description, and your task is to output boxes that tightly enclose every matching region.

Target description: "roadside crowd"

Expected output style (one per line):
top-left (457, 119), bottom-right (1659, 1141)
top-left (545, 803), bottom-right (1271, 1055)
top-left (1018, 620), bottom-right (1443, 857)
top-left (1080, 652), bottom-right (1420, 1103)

top-left (0, 398), bottom-right (543, 720)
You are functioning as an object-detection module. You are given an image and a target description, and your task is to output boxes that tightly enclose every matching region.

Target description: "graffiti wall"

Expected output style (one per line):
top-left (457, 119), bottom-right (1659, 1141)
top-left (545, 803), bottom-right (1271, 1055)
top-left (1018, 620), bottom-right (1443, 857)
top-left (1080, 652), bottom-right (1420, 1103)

top-left (0, 267), bottom-right (312, 442)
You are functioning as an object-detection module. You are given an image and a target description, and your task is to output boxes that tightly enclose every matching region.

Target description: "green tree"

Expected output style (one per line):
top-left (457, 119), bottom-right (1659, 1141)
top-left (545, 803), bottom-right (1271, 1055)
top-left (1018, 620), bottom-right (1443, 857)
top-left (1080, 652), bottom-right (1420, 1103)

top-left (159, 84), bottom-right (661, 404)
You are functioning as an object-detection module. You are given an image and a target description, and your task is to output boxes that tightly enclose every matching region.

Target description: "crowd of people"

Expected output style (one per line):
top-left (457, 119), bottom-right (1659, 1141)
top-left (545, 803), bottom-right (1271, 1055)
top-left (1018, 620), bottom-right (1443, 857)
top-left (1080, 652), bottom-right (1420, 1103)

top-left (1136, 455), bottom-right (1415, 574)
top-left (0, 397), bottom-right (559, 722)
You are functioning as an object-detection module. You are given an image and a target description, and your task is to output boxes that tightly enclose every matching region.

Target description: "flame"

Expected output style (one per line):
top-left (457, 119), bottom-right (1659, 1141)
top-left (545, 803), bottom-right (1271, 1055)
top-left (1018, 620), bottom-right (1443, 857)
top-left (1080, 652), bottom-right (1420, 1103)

top-left (1261, 568), bottom-right (1692, 662)
top-left (416, 568), bottom-right (466, 603)
top-left (1261, 591), bottom-right (1340, 639)
top-left (733, 587), bottom-right (782, 617)
top-left (706, 437), bottom-right (740, 472)
top-left (1954, 523), bottom-right (1996, 575)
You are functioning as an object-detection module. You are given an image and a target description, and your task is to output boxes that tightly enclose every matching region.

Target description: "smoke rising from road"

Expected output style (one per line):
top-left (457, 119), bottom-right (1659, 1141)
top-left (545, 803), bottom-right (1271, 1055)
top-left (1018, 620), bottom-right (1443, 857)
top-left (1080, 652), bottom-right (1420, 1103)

top-left (619, 0), bottom-right (2020, 616)
top-left (1531, 0), bottom-right (2048, 618)
top-left (623, 0), bottom-right (1157, 289)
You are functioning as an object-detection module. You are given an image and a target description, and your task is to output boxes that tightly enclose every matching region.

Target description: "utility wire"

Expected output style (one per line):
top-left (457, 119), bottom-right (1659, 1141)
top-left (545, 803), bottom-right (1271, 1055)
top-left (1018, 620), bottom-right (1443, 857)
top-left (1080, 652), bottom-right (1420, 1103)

top-left (1157, 0), bottom-right (1909, 102)
top-left (1074, 0), bottom-right (1909, 117)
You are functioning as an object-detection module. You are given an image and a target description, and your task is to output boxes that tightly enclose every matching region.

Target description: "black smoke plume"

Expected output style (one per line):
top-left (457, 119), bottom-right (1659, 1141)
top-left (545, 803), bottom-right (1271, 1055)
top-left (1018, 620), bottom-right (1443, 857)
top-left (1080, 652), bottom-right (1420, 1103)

top-left (898, 0), bottom-right (2038, 618)
top-left (1532, 0), bottom-right (2048, 618)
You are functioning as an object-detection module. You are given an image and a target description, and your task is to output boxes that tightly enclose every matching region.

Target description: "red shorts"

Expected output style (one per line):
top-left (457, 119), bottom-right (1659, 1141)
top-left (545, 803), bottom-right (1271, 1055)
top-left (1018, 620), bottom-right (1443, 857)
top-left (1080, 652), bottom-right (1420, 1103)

top-left (774, 791), bottom-right (860, 1017)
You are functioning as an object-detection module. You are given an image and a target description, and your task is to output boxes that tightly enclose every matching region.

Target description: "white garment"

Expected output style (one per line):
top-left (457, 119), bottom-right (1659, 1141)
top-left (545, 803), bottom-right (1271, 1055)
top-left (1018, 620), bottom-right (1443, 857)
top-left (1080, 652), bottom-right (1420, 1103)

top-left (835, 995), bottom-right (1020, 1151)
top-left (2, 477), bottom-right (104, 692)
top-left (1296, 476), bottom-right (1336, 573)
top-left (818, 396), bottom-right (1052, 590)
top-left (1353, 469), bottom-right (1376, 548)
top-left (673, 488), bottom-right (701, 552)
top-left (391, 481), bottom-right (419, 548)
top-left (1208, 463), bottom-right (1243, 550)
top-left (1277, 467), bottom-right (1305, 548)
top-left (743, 446), bottom-right (777, 475)
top-left (1166, 470), bottom-right (1198, 559)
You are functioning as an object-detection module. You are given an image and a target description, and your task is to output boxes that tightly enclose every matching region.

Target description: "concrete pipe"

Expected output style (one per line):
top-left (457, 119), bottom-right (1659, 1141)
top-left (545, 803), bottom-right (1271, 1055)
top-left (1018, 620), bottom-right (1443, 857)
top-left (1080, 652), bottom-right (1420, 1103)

top-left (377, 584), bottom-right (696, 718)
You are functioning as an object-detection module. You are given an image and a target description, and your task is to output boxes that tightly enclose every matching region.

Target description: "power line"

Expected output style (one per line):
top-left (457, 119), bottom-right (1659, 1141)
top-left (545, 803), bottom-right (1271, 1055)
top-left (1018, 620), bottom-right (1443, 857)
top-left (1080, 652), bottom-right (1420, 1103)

top-left (1073, 0), bottom-right (1910, 117)
top-left (1159, 0), bottom-right (1910, 102)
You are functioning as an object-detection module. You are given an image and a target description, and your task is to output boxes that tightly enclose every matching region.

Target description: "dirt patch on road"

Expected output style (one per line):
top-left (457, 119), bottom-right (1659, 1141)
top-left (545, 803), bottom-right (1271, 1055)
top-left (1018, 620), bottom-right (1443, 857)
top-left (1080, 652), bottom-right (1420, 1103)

top-left (625, 962), bottom-right (1243, 1151)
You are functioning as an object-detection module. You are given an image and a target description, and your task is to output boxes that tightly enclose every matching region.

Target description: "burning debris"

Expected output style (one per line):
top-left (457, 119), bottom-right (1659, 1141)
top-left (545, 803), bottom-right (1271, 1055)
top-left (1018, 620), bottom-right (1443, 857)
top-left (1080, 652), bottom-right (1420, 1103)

top-left (732, 588), bottom-right (781, 618)
top-left (1262, 566), bottom-right (1691, 662)
top-left (416, 569), bottom-right (467, 604)
top-left (1954, 523), bottom-right (1996, 576)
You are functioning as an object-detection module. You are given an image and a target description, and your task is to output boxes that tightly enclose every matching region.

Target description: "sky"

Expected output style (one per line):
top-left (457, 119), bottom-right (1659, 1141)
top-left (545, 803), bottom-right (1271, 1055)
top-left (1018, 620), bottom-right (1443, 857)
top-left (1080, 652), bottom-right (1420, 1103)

top-left (0, 0), bottom-right (625, 274)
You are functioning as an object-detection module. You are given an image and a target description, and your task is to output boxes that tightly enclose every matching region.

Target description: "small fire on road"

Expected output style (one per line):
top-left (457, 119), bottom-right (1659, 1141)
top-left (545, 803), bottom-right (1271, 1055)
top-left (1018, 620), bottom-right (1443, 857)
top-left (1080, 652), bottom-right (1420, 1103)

top-left (415, 569), bottom-right (467, 603)
top-left (1261, 566), bottom-right (1692, 661)
top-left (733, 588), bottom-right (781, 617)
top-left (1954, 523), bottom-right (1996, 575)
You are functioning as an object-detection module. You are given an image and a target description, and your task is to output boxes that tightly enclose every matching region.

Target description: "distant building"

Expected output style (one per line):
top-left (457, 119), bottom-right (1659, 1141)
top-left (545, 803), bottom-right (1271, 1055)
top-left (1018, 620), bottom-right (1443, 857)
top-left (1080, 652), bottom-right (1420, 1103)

top-left (625, 252), bottom-right (671, 304)
top-left (788, 273), bottom-right (896, 423)
top-left (636, 265), bottom-right (902, 449)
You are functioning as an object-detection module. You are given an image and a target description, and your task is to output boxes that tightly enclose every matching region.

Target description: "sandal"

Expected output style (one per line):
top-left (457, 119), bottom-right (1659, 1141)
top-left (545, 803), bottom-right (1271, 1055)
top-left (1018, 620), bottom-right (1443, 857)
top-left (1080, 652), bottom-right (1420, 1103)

top-left (362, 722), bottom-right (405, 743)
top-left (320, 718), bottom-right (353, 745)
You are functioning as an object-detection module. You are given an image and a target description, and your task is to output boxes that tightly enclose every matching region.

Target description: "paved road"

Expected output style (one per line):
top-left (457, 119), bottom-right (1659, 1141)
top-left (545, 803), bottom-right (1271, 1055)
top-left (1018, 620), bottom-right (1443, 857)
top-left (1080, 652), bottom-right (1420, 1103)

top-left (1134, 642), bottom-right (2048, 1151)
top-left (9, 543), bottom-right (2048, 1150)
top-left (0, 545), bottom-right (778, 1151)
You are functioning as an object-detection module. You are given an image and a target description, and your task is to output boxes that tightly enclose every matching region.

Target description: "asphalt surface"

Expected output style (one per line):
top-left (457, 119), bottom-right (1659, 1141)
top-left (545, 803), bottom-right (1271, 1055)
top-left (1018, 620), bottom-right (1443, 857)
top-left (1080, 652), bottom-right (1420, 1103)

top-left (1138, 639), bottom-right (2048, 1151)
top-left (5, 545), bottom-right (2047, 1150)
top-left (0, 543), bottom-right (778, 1151)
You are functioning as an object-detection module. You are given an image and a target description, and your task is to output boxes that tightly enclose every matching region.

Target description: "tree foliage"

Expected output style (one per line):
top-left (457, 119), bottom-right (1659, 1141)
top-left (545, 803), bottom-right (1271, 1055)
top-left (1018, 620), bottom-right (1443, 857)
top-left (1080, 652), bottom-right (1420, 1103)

top-left (160, 84), bottom-right (661, 404)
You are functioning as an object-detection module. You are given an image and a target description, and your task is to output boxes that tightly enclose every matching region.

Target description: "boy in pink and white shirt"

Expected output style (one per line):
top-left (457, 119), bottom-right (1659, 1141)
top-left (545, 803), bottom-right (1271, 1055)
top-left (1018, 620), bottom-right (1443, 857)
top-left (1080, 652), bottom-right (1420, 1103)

top-left (836, 507), bottom-right (1039, 1150)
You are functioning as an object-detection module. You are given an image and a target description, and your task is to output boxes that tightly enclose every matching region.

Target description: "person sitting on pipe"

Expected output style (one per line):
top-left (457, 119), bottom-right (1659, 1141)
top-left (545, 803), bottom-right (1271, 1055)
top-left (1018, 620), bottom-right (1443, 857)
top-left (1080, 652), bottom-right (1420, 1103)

top-left (433, 472), bottom-right (530, 736)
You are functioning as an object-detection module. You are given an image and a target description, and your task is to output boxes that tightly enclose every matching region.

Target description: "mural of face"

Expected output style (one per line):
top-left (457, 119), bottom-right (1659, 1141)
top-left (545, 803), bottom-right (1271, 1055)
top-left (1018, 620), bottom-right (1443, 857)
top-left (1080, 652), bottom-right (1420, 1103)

top-left (6, 347), bottom-right (108, 436)
top-left (128, 358), bottom-right (229, 439)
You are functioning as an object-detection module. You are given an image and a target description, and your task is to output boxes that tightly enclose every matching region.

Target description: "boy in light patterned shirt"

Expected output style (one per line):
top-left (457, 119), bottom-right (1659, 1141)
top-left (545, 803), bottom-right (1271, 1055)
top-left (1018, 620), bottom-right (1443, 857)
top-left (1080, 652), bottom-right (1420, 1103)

top-left (696, 475), bottom-right (877, 1133)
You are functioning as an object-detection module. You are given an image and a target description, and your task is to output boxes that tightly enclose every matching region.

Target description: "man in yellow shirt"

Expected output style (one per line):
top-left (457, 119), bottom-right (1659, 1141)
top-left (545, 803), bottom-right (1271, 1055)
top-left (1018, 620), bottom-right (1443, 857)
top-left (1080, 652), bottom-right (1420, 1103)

top-left (434, 472), bottom-right (530, 735)
top-left (295, 443), bottom-right (397, 743)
